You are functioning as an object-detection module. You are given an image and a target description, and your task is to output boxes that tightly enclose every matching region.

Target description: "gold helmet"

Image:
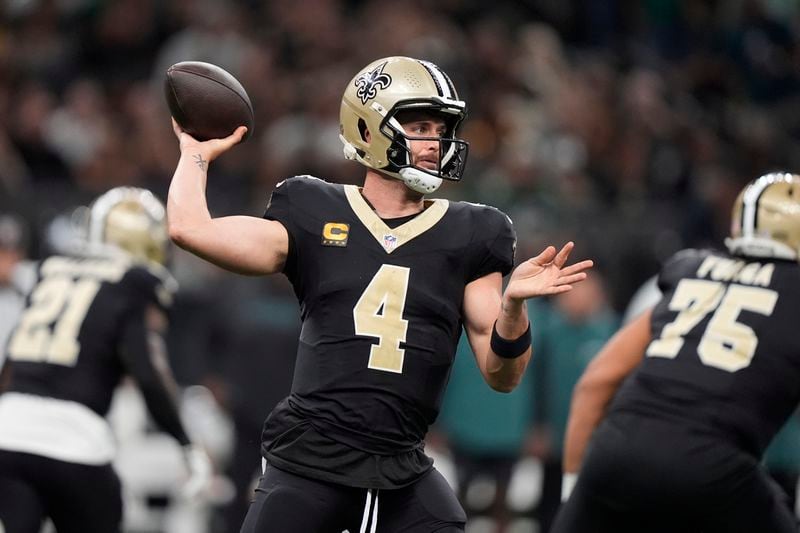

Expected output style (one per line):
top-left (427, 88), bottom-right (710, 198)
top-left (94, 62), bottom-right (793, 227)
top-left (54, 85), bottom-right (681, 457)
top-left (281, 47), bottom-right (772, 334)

top-left (340, 56), bottom-right (468, 194)
top-left (86, 187), bottom-right (169, 265)
top-left (726, 172), bottom-right (800, 261)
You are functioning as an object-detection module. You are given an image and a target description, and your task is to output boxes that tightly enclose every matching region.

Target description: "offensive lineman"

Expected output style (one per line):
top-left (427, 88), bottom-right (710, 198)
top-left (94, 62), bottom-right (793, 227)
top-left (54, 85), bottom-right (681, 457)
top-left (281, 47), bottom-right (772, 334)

top-left (554, 173), bottom-right (800, 533)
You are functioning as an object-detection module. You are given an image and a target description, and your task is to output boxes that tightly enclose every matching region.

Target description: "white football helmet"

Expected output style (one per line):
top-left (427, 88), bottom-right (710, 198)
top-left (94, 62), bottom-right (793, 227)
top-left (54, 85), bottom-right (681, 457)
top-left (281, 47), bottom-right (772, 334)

top-left (85, 187), bottom-right (169, 266)
top-left (725, 172), bottom-right (800, 261)
top-left (340, 56), bottom-right (468, 194)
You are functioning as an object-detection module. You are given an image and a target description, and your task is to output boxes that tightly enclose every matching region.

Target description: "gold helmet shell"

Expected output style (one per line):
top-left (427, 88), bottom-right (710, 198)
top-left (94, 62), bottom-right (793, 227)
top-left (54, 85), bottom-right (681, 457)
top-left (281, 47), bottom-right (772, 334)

top-left (339, 56), bottom-right (468, 194)
top-left (726, 172), bottom-right (800, 261)
top-left (86, 187), bottom-right (169, 265)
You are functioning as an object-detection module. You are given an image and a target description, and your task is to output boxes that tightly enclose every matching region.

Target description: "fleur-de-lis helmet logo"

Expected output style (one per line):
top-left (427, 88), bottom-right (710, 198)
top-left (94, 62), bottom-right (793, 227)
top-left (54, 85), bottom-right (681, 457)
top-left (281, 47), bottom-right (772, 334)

top-left (355, 62), bottom-right (393, 105)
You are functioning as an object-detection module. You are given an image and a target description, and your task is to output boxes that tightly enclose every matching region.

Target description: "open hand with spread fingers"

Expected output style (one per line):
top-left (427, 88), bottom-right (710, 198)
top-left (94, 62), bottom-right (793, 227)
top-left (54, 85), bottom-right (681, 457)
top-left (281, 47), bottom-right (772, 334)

top-left (504, 242), bottom-right (593, 302)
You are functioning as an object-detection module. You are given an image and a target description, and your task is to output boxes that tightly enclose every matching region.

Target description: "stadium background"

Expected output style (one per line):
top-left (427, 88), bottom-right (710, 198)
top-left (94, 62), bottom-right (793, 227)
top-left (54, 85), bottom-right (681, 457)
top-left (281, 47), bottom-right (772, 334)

top-left (2, 0), bottom-right (800, 532)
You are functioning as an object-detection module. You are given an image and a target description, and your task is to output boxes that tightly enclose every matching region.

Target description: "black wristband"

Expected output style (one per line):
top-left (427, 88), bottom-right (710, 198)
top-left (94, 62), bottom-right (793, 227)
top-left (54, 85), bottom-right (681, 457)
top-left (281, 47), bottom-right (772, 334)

top-left (490, 321), bottom-right (532, 359)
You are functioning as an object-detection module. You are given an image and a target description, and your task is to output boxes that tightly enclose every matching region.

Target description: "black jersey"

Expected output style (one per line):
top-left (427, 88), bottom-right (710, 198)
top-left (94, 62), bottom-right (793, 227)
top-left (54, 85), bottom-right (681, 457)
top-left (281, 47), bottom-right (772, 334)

top-left (2, 254), bottom-right (174, 417)
top-left (611, 248), bottom-right (800, 456)
top-left (262, 176), bottom-right (516, 488)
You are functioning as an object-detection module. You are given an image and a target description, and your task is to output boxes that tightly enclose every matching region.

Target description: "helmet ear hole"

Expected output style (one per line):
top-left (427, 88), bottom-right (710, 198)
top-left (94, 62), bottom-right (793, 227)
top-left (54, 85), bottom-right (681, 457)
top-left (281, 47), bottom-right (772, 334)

top-left (357, 119), bottom-right (369, 142)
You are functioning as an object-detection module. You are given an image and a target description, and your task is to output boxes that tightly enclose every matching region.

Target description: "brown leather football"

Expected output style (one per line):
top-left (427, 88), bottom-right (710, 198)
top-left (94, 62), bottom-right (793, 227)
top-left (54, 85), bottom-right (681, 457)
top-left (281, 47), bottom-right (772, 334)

top-left (164, 61), bottom-right (254, 141)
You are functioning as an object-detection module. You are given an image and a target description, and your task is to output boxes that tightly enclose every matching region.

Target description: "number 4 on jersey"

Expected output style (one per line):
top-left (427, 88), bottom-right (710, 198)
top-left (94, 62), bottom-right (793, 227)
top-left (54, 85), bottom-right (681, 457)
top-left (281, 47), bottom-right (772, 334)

top-left (353, 264), bottom-right (411, 373)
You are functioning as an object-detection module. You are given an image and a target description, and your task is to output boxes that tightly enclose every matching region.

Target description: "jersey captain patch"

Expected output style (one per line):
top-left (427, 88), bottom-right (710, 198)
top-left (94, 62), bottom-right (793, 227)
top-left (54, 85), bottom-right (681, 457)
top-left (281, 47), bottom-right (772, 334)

top-left (322, 222), bottom-right (350, 247)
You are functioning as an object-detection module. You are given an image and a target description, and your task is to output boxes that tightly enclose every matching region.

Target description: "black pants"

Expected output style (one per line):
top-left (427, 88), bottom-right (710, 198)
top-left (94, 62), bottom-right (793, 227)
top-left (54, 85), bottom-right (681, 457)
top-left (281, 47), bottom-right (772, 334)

top-left (240, 463), bottom-right (466, 532)
top-left (551, 413), bottom-right (798, 533)
top-left (0, 449), bottom-right (122, 533)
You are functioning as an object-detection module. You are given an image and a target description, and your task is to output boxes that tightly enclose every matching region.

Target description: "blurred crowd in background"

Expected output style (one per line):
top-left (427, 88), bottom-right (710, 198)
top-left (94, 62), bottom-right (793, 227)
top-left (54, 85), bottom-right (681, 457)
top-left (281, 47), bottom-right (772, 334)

top-left (3, 0), bottom-right (800, 532)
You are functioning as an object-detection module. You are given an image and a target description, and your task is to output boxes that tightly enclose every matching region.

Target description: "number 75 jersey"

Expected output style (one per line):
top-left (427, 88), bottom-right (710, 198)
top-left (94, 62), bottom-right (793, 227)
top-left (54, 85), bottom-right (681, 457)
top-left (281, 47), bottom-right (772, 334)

top-left (263, 176), bottom-right (516, 454)
top-left (612, 248), bottom-right (800, 457)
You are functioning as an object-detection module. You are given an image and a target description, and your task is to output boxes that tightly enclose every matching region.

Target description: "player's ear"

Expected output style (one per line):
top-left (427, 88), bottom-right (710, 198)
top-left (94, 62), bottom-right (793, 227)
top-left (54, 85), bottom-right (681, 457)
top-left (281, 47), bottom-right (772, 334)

top-left (357, 117), bottom-right (371, 144)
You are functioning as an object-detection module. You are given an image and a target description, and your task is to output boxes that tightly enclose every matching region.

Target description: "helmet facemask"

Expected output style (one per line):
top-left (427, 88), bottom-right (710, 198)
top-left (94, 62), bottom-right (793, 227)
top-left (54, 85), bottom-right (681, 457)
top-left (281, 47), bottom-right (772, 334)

top-left (380, 102), bottom-right (469, 187)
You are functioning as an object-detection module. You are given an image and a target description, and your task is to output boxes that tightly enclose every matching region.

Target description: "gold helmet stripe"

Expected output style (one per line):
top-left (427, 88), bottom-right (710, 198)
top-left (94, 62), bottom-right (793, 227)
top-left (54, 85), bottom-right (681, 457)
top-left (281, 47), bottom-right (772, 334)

top-left (417, 60), bottom-right (454, 99)
top-left (88, 188), bottom-right (126, 244)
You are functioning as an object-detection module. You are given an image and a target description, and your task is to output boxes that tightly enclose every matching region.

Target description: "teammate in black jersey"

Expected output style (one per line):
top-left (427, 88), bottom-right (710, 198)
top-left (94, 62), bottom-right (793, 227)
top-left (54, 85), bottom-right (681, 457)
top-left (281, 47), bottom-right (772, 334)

top-left (167, 56), bottom-right (593, 533)
top-left (0, 187), bottom-right (211, 533)
top-left (553, 172), bottom-right (800, 533)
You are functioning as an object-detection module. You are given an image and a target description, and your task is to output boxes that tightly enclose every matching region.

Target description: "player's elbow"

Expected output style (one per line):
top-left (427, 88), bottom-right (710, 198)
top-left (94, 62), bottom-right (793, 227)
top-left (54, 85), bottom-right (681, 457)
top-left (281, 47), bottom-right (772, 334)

top-left (572, 371), bottom-right (612, 406)
top-left (485, 346), bottom-right (533, 392)
top-left (573, 373), bottom-right (598, 398)
top-left (491, 382), bottom-right (518, 394)
top-left (486, 374), bottom-right (521, 393)
top-left (483, 354), bottom-right (529, 393)
top-left (168, 220), bottom-right (191, 250)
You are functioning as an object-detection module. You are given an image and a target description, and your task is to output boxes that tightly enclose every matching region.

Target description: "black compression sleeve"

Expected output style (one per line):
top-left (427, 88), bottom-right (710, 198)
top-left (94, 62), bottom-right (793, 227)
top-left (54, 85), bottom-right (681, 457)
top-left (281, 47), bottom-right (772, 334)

top-left (118, 310), bottom-right (191, 446)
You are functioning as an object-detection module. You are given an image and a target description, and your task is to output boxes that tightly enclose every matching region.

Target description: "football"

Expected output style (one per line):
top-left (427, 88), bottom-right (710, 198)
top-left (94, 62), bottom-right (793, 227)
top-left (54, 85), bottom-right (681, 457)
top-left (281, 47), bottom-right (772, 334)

top-left (164, 61), bottom-right (254, 142)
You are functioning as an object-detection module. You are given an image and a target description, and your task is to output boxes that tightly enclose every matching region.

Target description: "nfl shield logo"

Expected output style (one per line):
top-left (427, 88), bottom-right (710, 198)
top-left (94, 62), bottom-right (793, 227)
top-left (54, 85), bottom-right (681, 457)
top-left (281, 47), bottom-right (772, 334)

top-left (383, 234), bottom-right (398, 251)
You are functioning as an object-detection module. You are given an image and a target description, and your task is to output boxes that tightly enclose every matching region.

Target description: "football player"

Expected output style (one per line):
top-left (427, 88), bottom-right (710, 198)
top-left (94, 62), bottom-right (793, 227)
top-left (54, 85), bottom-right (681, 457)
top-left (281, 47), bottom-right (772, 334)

top-left (553, 172), bottom-right (800, 533)
top-left (0, 187), bottom-right (211, 533)
top-left (167, 56), bottom-right (593, 532)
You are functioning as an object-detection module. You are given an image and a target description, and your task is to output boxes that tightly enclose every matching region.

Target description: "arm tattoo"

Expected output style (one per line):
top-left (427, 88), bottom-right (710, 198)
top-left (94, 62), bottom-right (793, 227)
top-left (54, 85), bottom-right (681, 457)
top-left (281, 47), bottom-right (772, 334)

top-left (193, 154), bottom-right (208, 172)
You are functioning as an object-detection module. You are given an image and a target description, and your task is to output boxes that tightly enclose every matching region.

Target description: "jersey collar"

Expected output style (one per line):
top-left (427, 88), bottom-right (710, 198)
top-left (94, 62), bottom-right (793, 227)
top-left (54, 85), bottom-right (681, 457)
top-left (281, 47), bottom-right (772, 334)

top-left (343, 185), bottom-right (449, 254)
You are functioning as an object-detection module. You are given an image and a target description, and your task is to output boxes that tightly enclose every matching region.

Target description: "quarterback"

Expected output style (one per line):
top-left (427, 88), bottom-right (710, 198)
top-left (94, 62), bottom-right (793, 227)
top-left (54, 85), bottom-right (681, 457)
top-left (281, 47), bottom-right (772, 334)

top-left (168, 56), bottom-right (593, 532)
